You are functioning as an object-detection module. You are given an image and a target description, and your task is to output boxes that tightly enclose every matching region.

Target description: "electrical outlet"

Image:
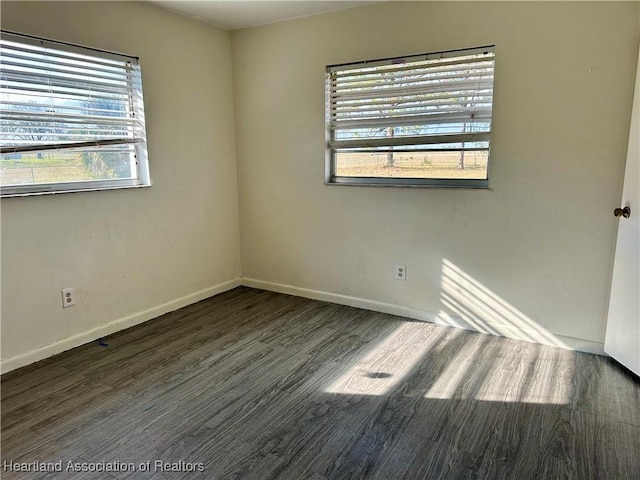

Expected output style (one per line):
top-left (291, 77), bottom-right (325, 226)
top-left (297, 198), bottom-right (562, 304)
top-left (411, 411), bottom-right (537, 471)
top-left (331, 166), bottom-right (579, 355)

top-left (395, 264), bottom-right (407, 281)
top-left (61, 287), bottom-right (75, 308)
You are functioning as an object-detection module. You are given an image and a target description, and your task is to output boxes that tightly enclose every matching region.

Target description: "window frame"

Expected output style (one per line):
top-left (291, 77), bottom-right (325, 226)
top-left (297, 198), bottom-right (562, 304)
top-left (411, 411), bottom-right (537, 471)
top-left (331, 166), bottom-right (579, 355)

top-left (325, 45), bottom-right (495, 188)
top-left (0, 30), bottom-right (150, 197)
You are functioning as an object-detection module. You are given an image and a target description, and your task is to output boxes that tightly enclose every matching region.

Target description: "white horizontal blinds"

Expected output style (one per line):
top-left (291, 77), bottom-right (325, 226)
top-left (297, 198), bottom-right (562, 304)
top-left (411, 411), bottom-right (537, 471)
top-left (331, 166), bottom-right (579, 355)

top-left (0, 31), bottom-right (145, 157)
top-left (327, 46), bottom-right (495, 152)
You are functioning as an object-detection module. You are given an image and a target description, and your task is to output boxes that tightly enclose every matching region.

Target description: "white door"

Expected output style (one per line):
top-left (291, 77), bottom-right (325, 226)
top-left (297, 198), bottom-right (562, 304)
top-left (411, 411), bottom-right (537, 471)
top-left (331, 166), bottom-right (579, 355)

top-left (604, 47), bottom-right (640, 377)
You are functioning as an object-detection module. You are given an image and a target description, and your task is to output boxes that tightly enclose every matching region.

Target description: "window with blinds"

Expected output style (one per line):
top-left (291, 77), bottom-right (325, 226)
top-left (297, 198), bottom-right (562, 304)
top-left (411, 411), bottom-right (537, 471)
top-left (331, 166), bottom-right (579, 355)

top-left (326, 45), bottom-right (495, 187)
top-left (0, 31), bottom-right (150, 196)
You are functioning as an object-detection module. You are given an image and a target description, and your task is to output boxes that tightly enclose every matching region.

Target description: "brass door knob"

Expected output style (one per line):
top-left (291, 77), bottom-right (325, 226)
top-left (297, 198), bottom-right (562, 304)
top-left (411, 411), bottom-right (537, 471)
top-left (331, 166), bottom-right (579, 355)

top-left (614, 206), bottom-right (631, 218)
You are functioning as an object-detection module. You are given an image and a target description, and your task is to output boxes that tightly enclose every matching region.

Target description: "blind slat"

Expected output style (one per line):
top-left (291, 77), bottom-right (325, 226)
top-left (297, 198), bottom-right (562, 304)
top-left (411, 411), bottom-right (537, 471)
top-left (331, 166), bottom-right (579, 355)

top-left (330, 109), bottom-right (492, 130)
top-left (332, 99), bottom-right (494, 117)
top-left (0, 84), bottom-right (130, 103)
top-left (1, 31), bottom-right (138, 66)
top-left (328, 45), bottom-right (495, 73)
top-left (330, 92), bottom-right (494, 110)
top-left (1, 99), bottom-right (132, 117)
top-left (331, 60), bottom-right (495, 84)
top-left (1, 59), bottom-right (131, 83)
top-left (2, 72), bottom-right (133, 95)
top-left (327, 45), bottom-right (495, 159)
top-left (1, 50), bottom-right (131, 77)
top-left (329, 132), bottom-right (491, 149)
top-left (331, 80), bottom-right (494, 102)
top-left (336, 147), bottom-right (489, 153)
top-left (331, 67), bottom-right (494, 89)
top-left (2, 109), bottom-right (136, 123)
top-left (0, 137), bottom-right (142, 154)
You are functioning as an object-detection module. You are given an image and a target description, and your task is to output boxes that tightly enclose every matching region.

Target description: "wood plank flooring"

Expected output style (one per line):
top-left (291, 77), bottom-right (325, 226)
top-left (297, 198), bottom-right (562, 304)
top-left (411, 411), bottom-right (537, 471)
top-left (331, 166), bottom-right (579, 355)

top-left (2, 287), bottom-right (639, 479)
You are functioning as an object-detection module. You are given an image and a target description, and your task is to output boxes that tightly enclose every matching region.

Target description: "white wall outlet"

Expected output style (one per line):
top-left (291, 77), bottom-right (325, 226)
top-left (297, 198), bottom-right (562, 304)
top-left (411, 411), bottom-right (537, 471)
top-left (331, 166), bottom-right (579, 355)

top-left (395, 264), bottom-right (407, 281)
top-left (61, 287), bottom-right (75, 308)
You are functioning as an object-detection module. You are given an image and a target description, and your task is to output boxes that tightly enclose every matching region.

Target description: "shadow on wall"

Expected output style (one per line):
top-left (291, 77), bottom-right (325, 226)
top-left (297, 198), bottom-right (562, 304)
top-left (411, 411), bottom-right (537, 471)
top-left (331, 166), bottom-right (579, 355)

top-left (436, 259), bottom-right (569, 349)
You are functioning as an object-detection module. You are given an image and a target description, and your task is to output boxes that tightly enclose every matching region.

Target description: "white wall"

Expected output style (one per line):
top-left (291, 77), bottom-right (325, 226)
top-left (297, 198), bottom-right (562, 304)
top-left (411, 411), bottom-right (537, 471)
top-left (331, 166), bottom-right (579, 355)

top-left (0, 1), bottom-right (241, 371)
top-left (232, 1), bottom-right (640, 350)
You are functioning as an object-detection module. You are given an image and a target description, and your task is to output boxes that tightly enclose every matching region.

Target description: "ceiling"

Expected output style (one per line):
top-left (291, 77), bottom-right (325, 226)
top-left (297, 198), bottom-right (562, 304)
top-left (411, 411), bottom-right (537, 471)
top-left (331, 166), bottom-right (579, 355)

top-left (149, 1), bottom-right (377, 30)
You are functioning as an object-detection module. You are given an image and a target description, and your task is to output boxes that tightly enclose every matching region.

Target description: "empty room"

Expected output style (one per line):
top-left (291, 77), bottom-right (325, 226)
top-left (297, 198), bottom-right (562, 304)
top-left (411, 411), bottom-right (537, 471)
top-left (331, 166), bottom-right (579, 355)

top-left (1, 1), bottom-right (639, 479)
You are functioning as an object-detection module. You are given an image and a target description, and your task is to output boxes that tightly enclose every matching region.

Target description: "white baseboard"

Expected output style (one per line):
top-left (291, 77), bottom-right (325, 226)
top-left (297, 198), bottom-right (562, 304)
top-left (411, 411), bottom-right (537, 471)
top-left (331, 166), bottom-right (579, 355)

top-left (0, 278), bottom-right (242, 375)
top-left (2, 276), bottom-right (605, 376)
top-left (241, 278), bottom-right (605, 356)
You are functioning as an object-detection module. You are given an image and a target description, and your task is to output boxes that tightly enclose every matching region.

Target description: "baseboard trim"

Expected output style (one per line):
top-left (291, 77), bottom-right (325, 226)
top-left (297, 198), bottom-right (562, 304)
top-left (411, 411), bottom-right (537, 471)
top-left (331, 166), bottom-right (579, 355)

top-left (241, 278), bottom-right (605, 356)
top-left (2, 276), bottom-right (605, 375)
top-left (0, 278), bottom-right (242, 375)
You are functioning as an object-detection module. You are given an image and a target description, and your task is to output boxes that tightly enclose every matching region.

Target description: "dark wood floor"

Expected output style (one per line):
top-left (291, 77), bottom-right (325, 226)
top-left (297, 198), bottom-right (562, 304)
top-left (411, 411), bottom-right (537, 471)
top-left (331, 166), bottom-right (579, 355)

top-left (2, 287), bottom-right (639, 479)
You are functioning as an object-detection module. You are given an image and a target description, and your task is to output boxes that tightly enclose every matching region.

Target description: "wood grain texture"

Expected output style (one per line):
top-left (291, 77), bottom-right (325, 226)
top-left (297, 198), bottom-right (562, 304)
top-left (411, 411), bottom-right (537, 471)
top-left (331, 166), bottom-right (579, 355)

top-left (2, 287), bottom-right (639, 479)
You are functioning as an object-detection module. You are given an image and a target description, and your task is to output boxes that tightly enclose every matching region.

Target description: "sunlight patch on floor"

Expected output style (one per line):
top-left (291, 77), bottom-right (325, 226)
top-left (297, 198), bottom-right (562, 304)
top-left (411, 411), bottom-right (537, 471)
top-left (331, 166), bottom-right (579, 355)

top-left (324, 322), bottom-right (448, 396)
top-left (424, 347), bottom-right (574, 404)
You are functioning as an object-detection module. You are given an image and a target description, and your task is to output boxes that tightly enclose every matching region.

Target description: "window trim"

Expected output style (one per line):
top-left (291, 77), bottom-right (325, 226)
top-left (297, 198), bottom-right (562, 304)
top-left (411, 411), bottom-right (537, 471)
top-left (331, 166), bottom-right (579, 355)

top-left (325, 45), bottom-right (495, 188)
top-left (0, 30), bottom-right (151, 197)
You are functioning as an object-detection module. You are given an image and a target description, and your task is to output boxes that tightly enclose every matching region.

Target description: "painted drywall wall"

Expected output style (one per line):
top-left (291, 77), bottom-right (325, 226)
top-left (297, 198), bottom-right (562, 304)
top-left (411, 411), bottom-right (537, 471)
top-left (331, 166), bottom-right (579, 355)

top-left (0, 1), bottom-right (241, 370)
top-left (233, 1), bottom-right (640, 347)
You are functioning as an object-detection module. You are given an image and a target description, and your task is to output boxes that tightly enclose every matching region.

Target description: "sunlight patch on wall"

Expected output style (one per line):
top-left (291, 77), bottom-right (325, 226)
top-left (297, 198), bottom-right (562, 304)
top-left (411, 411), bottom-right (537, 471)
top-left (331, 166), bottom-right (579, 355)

top-left (438, 259), bottom-right (569, 349)
top-left (324, 322), bottom-right (448, 396)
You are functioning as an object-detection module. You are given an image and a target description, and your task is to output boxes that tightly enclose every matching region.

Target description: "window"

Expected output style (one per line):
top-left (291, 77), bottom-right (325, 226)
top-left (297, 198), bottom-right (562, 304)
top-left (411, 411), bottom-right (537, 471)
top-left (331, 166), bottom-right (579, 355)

top-left (0, 31), bottom-right (149, 197)
top-left (326, 45), bottom-right (495, 187)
